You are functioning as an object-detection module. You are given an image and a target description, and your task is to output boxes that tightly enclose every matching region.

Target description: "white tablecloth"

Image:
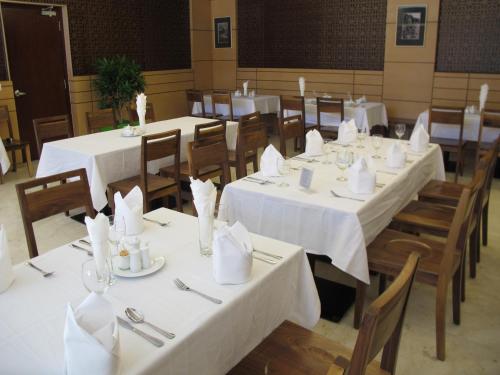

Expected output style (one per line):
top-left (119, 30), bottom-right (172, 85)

top-left (193, 95), bottom-right (280, 117)
top-left (36, 117), bottom-right (238, 211)
top-left (285, 101), bottom-right (388, 132)
top-left (0, 208), bottom-right (320, 375)
top-left (219, 138), bottom-right (445, 284)
top-left (0, 138), bottom-right (10, 175)
top-left (416, 110), bottom-right (500, 143)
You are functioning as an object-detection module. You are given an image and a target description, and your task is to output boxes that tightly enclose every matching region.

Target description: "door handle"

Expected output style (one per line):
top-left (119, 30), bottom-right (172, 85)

top-left (14, 89), bottom-right (27, 97)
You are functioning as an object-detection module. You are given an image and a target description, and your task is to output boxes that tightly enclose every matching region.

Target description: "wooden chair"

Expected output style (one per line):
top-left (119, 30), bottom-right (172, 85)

top-left (428, 106), bottom-right (466, 182)
top-left (230, 252), bottom-right (420, 375)
top-left (0, 105), bottom-right (33, 176)
top-left (33, 114), bottom-right (72, 156)
top-left (317, 97), bottom-right (344, 139)
top-left (128, 102), bottom-right (156, 124)
top-left (86, 108), bottom-right (116, 134)
top-left (108, 129), bottom-right (182, 213)
top-left (280, 95), bottom-right (319, 150)
top-left (228, 111), bottom-right (268, 179)
top-left (211, 90), bottom-right (239, 122)
top-left (16, 168), bottom-right (95, 259)
top-left (186, 89), bottom-right (218, 118)
top-left (355, 172), bottom-right (482, 361)
top-left (278, 115), bottom-right (305, 157)
top-left (475, 109), bottom-right (500, 167)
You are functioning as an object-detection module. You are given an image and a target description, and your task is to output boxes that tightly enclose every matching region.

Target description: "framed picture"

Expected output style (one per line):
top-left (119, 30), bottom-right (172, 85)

top-left (396, 5), bottom-right (426, 46)
top-left (214, 17), bottom-right (231, 48)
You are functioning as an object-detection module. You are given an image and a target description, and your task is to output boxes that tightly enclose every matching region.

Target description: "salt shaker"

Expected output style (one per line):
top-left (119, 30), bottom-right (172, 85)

top-left (129, 250), bottom-right (142, 273)
top-left (140, 241), bottom-right (151, 269)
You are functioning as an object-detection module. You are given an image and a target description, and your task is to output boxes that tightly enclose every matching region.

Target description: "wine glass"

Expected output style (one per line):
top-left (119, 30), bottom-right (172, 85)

top-left (81, 259), bottom-right (112, 294)
top-left (395, 123), bottom-right (406, 141)
top-left (336, 150), bottom-right (352, 181)
top-left (371, 134), bottom-right (383, 159)
top-left (109, 215), bottom-right (126, 256)
top-left (356, 128), bottom-right (367, 148)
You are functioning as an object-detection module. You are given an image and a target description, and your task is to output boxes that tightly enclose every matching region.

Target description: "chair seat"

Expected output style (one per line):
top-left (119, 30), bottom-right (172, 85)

top-left (430, 137), bottom-right (466, 148)
top-left (391, 200), bottom-right (455, 236)
top-left (109, 173), bottom-right (176, 195)
top-left (418, 179), bottom-right (464, 206)
top-left (367, 229), bottom-right (460, 285)
top-left (228, 320), bottom-right (389, 375)
top-left (160, 161), bottom-right (221, 181)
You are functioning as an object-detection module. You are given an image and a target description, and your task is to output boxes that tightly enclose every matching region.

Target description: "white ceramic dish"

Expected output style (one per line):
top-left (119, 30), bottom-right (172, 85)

top-left (112, 256), bottom-right (165, 278)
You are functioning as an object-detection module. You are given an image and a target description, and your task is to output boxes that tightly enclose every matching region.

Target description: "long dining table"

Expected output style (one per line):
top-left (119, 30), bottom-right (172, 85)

top-left (36, 117), bottom-right (238, 211)
top-left (0, 136), bottom-right (10, 176)
top-left (193, 94), bottom-right (280, 118)
top-left (0, 208), bottom-right (320, 374)
top-left (219, 137), bottom-right (445, 284)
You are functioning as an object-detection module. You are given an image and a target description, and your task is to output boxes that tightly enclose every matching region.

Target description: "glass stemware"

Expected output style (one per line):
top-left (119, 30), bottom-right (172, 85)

top-left (395, 123), bottom-right (406, 141)
top-left (356, 128), bottom-right (367, 148)
top-left (371, 134), bottom-right (383, 159)
top-left (81, 259), bottom-right (112, 294)
top-left (109, 215), bottom-right (126, 255)
top-left (336, 150), bottom-right (352, 181)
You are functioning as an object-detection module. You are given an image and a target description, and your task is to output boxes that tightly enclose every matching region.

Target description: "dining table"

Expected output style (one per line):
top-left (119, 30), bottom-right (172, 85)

top-left (0, 136), bottom-right (10, 176)
top-left (36, 117), bottom-right (238, 211)
top-left (0, 208), bottom-right (320, 374)
top-left (193, 94), bottom-right (280, 117)
top-left (218, 137), bottom-right (445, 284)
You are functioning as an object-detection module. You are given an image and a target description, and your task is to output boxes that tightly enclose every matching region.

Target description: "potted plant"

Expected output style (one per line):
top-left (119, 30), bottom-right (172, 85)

top-left (93, 56), bottom-right (145, 126)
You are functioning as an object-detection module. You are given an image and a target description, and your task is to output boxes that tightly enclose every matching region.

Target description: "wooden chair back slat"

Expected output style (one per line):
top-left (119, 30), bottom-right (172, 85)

top-left (237, 111), bottom-right (268, 152)
top-left (128, 102), bottom-right (156, 124)
top-left (16, 168), bottom-right (95, 258)
top-left (186, 89), bottom-right (207, 117)
top-left (280, 95), bottom-right (306, 119)
top-left (86, 109), bottom-right (116, 134)
top-left (194, 120), bottom-right (227, 146)
top-left (211, 90), bottom-right (234, 121)
top-left (317, 98), bottom-right (344, 115)
top-left (482, 109), bottom-right (500, 129)
top-left (33, 115), bottom-right (72, 155)
top-left (278, 115), bottom-right (304, 156)
top-left (0, 105), bottom-right (14, 138)
top-left (429, 106), bottom-right (465, 138)
top-left (349, 252), bottom-right (420, 374)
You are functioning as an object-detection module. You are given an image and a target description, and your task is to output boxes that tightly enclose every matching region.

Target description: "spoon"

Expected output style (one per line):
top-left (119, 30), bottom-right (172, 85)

top-left (125, 307), bottom-right (175, 339)
top-left (143, 217), bottom-right (170, 227)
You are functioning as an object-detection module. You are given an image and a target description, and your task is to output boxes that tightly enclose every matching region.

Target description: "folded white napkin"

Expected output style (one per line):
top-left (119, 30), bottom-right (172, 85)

top-left (355, 96), bottom-right (367, 105)
top-left (0, 140), bottom-right (10, 175)
top-left (305, 129), bottom-right (324, 156)
top-left (465, 105), bottom-right (477, 115)
top-left (85, 214), bottom-right (110, 276)
top-left (234, 90), bottom-right (242, 97)
top-left (260, 144), bottom-right (284, 177)
top-left (190, 177), bottom-right (217, 217)
top-left (0, 225), bottom-right (14, 293)
top-left (64, 293), bottom-right (120, 375)
top-left (298, 76), bottom-right (306, 97)
top-left (114, 186), bottom-right (144, 236)
top-left (386, 142), bottom-right (407, 168)
top-left (213, 221), bottom-right (253, 285)
top-left (243, 81), bottom-right (249, 96)
top-left (409, 122), bottom-right (429, 153)
top-left (348, 157), bottom-right (376, 194)
top-left (338, 119), bottom-right (358, 145)
top-left (479, 83), bottom-right (489, 112)
top-left (136, 93), bottom-right (147, 130)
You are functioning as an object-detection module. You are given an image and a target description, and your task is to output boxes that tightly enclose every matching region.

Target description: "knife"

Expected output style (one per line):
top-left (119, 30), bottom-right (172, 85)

top-left (117, 317), bottom-right (164, 347)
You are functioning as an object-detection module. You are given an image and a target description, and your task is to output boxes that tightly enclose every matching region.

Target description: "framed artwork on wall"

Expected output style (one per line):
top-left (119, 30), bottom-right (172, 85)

top-left (214, 17), bottom-right (231, 48)
top-left (396, 5), bottom-right (426, 46)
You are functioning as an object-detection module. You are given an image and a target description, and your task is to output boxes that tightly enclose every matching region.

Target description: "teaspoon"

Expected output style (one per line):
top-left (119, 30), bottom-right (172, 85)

top-left (125, 307), bottom-right (175, 339)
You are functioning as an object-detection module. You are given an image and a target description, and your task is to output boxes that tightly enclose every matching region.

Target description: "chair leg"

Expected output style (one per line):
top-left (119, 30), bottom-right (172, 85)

top-left (107, 187), bottom-right (116, 214)
top-left (461, 254), bottom-right (466, 302)
top-left (476, 216), bottom-right (481, 263)
top-left (354, 280), bottom-right (367, 329)
top-left (252, 155), bottom-right (258, 174)
top-left (452, 268), bottom-right (461, 325)
top-left (176, 187), bottom-right (183, 213)
top-left (11, 150), bottom-right (17, 172)
top-left (378, 273), bottom-right (386, 295)
top-left (436, 293), bottom-right (446, 361)
top-left (24, 146), bottom-right (34, 177)
top-left (469, 227), bottom-right (478, 279)
top-left (482, 201), bottom-right (489, 246)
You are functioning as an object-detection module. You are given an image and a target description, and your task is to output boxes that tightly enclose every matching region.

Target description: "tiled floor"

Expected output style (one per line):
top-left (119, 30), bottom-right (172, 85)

top-left (1, 150), bottom-right (499, 374)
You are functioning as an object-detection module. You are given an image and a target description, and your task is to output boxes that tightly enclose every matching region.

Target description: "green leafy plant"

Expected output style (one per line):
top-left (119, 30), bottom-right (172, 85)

top-left (93, 56), bottom-right (145, 124)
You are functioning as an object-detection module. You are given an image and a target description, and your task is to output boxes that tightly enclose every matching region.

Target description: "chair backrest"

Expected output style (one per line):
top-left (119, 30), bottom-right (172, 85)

top-left (236, 111), bottom-right (268, 154)
top-left (194, 120), bottom-right (227, 146)
top-left (478, 138), bottom-right (499, 209)
top-left (128, 102), bottom-right (156, 124)
top-left (280, 95), bottom-right (306, 121)
top-left (212, 90), bottom-right (234, 121)
top-left (186, 89), bottom-right (207, 117)
top-left (278, 115), bottom-right (304, 156)
top-left (0, 105), bottom-right (14, 138)
top-left (347, 252), bottom-right (420, 375)
top-left (16, 168), bottom-right (95, 258)
top-left (428, 106), bottom-right (465, 140)
top-left (140, 129), bottom-right (180, 199)
top-left (86, 109), bottom-right (116, 134)
top-left (33, 114), bottom-right (72, 155)
top-left (316, 97), bottom-right (344, 126)
top-left (476, 109), bottom-right (500, 161)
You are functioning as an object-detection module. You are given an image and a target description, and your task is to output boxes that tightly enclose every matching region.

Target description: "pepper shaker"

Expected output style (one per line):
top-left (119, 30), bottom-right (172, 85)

top-left (140, 241), bottom-right (151, 269)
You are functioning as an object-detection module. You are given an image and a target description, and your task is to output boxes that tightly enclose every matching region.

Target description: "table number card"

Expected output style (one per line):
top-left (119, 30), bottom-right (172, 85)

top-left (299, 167), bottom-right (314, 189)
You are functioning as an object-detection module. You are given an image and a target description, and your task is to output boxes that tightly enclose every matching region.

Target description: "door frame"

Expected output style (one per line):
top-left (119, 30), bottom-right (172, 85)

top-left (0, 1), bottom-right (74, 138)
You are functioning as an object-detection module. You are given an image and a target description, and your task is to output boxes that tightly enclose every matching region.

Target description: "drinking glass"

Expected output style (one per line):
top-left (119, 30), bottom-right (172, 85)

top-left (356, 128), bottom-right (367, 148)
top-left (371, 134), bottom-right (383, 159)
top-left (198, 203), bottom-right (215, 256)
top-left (336, 150), bottom-right (352, 181)
top-left (395, 123), bottom-right (406, 141)
top-left (278, 159), bottom-right (291, 187)
top-left (109, 215), bottom-right (126, 253)
top-left (81, 259), bottom-right (112, 294)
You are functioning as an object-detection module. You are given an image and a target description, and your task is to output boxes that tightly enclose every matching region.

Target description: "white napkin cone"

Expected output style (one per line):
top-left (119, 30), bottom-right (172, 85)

top-left (338, 119), bottom-right (358, 145)
top-left (298, 76), bottom-right (306, 97)
top-left (64, 293), bottom-right (120, 375)
top-left (136, 93), bottom-right (147, 130)
top-left (348, 157), bottom-right (376, 194)
top-left (305, 129), bottom-right (324, 156)
top-left (479, 84), bottom-right (489, 112)
top-left (409, 122), bottom-right (429, 153)
top-left (190, 177), bottom-right (217, 217)
top-left (85, 214), bottom-right (110, 276)
top-left (213, 221), bottom-right (253, 285)
top-left (355, 96), bottom-right (367, 105)
top-left (0, 225), bottom-right (14, 293)
top-left (386, 142), bottom-right (407, 169)
top-left (0, 140), bottom-right (10, 175)
top-left (114, 186), bottom-right (144, 235)
top-left (243, 81), bottom-right (249, 96)
top-left (260, 144), bottom-right (284, 177)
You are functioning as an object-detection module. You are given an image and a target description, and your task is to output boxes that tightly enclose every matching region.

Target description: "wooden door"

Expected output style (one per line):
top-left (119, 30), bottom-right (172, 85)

top-left (2, 3), bottom-right (71, 159)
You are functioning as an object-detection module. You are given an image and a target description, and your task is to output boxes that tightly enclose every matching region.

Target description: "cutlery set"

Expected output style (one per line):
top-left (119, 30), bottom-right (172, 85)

top-left (243, 176), bottom-right (274, 185)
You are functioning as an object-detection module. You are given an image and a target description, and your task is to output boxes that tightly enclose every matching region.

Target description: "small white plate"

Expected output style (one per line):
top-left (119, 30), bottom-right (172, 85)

top-left (112, 256), bottom-right (165, 278)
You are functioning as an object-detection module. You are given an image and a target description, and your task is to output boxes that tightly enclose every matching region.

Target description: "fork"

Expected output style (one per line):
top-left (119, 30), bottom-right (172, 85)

top-left (245, 176), bottom-right (274, 184)
top-left (143, 217), bottom-right (170, 227)
top-left (71, 243), bottom-right (93, 256)
top-left (243, 178), bottom-right (268, 185)
top-left (330, 190), bottom-right (366, 202)
top-left (173, 278), bottom-right (222, 304)
top-left (293, 156), bottom-right (319, 163)
top-left (26, 262), bottom-right (54, 277)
